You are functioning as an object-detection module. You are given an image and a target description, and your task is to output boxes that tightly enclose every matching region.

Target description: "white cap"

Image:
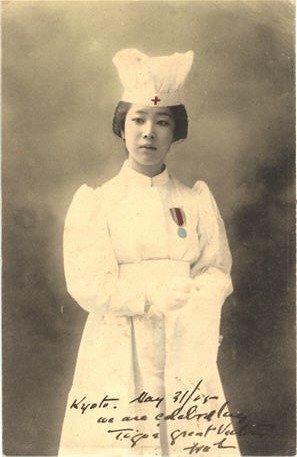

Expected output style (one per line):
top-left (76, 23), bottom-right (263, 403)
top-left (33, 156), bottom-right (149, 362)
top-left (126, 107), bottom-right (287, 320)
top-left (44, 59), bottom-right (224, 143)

top-left (113, 48), bottom-right (194, 107)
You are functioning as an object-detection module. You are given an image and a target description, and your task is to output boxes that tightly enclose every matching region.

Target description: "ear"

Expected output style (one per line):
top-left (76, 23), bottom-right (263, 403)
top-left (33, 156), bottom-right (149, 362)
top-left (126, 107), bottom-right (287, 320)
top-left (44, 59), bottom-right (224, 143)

top-left (121, 129), bottom-right (125, 141)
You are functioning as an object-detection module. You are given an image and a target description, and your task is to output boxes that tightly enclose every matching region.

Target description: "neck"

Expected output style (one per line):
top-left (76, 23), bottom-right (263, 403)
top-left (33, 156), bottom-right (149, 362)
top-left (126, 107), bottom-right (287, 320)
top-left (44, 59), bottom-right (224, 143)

top-left (128, 158), bottom-right (165, 177)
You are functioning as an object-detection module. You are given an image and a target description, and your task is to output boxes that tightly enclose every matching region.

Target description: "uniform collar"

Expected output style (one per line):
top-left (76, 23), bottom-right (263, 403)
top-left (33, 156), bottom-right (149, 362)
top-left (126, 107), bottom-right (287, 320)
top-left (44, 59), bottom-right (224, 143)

top-left (119, 160), bottom-right (170, 187)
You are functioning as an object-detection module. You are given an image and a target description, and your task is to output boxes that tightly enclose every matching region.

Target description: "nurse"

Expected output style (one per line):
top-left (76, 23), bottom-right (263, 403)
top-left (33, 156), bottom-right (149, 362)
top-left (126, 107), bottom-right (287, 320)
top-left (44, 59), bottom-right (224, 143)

top-left (58, 49), bottom-right (241, 456)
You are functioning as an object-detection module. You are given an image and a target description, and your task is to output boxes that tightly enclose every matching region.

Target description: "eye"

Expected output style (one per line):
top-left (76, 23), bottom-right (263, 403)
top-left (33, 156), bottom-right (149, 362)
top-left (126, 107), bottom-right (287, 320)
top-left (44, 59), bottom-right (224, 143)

top-left (157, 120), bottom-right (170, 127)
top-left (132, 117), bottom-right (144, 125)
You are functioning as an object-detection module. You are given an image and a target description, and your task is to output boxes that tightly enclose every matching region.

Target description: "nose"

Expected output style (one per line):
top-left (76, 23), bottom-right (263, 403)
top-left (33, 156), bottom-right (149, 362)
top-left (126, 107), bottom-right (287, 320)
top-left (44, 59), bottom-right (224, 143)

top-left (143, 121), bottom-right (155, 140)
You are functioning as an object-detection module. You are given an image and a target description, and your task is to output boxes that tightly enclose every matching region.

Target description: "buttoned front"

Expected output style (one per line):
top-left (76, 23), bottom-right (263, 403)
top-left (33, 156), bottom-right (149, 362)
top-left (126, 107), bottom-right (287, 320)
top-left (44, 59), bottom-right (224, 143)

top-left (58, 161), bottom-right (240, 457)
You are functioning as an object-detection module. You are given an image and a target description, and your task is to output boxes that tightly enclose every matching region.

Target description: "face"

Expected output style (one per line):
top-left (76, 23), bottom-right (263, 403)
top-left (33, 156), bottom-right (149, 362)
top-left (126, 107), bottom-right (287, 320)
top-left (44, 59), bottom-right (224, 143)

top-left (123, 105), bottom-right (175, 176)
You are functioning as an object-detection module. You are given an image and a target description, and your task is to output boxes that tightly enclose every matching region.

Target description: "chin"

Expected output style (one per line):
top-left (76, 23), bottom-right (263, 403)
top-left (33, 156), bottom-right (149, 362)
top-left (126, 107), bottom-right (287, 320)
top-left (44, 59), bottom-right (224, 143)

top-left (136, 155), bottom-right (159, 165)
top-left (141, 159), bottom-right (162, 167)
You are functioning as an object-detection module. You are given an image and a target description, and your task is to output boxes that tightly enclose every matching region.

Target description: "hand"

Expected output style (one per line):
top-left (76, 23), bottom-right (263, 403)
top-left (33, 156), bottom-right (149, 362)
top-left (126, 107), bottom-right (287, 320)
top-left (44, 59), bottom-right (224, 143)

top-left (146, 277), bottom-right (194, 315)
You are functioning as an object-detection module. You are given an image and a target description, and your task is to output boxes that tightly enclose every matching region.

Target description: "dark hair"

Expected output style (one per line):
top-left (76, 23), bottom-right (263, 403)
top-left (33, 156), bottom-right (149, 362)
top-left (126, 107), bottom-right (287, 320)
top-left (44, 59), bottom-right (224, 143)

top-left (112, 101), bottom-right (188, 142)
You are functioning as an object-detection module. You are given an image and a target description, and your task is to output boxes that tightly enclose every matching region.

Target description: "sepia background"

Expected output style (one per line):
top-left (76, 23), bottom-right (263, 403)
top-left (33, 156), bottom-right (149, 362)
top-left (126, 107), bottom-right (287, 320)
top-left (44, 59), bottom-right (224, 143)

top-left (2, 1), bottom-right (295, 455)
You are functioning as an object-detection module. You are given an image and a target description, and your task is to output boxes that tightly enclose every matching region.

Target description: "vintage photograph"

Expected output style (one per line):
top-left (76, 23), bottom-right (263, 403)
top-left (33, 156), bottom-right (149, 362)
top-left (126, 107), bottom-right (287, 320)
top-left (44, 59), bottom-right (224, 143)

top-left (2, 1), bottom-right (295, 456)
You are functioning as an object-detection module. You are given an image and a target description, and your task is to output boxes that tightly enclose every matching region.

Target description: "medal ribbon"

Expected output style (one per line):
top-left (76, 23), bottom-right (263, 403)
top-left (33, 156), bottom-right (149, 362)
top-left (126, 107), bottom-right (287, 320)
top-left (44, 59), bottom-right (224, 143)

top-left (170, 207), bottom-right (186, 226)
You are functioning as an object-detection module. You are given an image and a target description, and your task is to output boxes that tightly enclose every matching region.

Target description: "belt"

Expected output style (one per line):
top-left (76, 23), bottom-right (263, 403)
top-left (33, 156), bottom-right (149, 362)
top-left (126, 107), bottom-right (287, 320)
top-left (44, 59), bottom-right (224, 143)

top-left (118, 259), bottom-right (190, 281)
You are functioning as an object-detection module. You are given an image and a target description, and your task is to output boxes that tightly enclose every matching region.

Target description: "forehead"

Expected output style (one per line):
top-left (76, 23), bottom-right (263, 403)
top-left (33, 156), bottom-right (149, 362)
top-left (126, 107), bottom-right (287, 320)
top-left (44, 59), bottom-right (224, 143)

top-left (127, 105), bottom-right (172, 117)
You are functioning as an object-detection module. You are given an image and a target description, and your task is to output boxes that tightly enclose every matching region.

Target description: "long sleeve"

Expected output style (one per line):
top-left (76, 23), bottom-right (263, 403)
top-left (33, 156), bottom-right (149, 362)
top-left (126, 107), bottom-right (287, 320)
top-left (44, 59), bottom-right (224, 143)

top-left (63, 185), bottom-right (118, 314)
top-left (190, 181), bottom-right (233, 307)
top-left (63, 185), bottom-right (147, 315)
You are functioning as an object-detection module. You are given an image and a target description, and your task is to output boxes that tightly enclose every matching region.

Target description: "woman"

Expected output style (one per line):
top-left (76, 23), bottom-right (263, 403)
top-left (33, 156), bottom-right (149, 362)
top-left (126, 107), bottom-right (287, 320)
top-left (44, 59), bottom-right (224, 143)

top-left (59, 49), bottom-right (241, 456)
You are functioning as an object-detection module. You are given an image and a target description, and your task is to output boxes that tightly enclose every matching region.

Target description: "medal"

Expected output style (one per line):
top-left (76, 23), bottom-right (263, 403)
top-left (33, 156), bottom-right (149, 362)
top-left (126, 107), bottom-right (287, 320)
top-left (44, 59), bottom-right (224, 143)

top-left (169, 207), bottom-right (187, 238)
top-left (177, 227), bottom-right (187, 238)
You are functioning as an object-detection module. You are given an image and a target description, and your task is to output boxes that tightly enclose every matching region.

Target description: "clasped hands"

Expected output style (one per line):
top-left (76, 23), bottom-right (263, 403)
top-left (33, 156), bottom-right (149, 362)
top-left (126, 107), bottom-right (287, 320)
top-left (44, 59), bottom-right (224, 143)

top-left (146, 277), bottom-right (198, 316)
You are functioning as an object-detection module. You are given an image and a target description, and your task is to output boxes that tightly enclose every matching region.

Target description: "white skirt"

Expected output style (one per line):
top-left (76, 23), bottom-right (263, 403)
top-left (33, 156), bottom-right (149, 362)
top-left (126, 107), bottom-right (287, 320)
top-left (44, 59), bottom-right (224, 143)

top-left (59, 261), bottom-right (241, 456)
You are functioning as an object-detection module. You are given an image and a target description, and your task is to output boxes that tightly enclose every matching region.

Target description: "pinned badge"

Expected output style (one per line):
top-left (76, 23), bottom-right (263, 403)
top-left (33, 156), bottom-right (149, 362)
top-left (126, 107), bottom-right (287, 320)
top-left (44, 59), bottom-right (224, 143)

top-left (170, 207), bottom-right (187, 238)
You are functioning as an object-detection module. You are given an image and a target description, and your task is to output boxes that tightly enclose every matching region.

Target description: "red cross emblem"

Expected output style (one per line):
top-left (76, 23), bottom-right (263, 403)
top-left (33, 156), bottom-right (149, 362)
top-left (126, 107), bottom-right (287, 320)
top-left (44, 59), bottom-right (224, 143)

top-left (151, 96), bottom-right (161, 105)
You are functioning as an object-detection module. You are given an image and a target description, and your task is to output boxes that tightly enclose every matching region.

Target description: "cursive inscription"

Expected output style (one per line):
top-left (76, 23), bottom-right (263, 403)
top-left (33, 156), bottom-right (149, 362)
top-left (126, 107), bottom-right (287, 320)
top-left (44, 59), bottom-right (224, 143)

top-left (70, 395), bottom-right (119, 414)
top-left (130, 391), bottom-right (164, 408)
top-left (108, 428), bottom-right (160, 448)
top-left (67, 379), bottom-right (274, 454)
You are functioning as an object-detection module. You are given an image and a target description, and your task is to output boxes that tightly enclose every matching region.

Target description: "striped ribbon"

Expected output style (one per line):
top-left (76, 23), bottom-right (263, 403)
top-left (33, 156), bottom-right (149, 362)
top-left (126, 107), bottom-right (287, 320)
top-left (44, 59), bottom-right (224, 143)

top-left (169, 207), bottom-right (186, 226)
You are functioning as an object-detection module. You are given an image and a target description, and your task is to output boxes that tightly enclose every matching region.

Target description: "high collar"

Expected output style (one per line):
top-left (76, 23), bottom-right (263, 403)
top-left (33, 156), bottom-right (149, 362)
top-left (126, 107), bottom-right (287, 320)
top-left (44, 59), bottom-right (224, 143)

top-left (119, 160), bottom-right (170, 187)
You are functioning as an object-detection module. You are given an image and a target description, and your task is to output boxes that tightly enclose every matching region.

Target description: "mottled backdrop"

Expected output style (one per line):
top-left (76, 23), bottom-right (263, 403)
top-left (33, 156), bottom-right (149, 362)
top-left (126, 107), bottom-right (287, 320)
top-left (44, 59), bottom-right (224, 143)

top-left (2, 1), bottom-right (295, 455)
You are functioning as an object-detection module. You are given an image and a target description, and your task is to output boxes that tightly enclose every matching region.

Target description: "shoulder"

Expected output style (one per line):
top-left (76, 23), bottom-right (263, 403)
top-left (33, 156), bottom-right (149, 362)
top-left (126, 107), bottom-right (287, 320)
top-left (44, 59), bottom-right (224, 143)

top-left (170, 175), bottom-right (210, 195)
top-left (170, 175), bottom-right (192, 195)
top-left (70, 174), bottom-right (122, 204)
top-left (192, 180), bottom-right (222, 218)
top-left (67, 171), bottom-right (124, 217)
top-left (69, 184), bottom-right (102, 207)
top-left (170, 177), bottom-right (218, 214)
top-left (192, 180), bottom-right (211, 195)
top-left (192, 180), bottom-right (214, 203)
top-left (100, 173), bottom-right (123, 195)
top-left (65, 184), bottom-right (106, 227)
top-left (170, 176), bottom-right (213, 199)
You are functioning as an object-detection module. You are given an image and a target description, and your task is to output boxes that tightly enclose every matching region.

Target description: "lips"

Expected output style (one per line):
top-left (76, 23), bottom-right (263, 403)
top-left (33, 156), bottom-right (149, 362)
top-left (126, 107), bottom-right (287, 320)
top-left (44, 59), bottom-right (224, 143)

top-left (139, 144), bottom-right (157, 150)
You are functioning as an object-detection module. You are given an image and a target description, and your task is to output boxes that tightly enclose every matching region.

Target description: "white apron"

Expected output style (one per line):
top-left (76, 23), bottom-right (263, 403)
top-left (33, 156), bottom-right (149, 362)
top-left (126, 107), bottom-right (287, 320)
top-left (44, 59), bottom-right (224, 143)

top-left (58, 161), bottom-right (241, 456)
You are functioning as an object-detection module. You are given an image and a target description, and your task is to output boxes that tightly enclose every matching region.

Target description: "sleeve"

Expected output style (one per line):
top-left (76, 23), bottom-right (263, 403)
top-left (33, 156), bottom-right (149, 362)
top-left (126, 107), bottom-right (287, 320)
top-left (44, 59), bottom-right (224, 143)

top-left (63, 184), bottom-right (147, 316)
top-left (190, 181), bottom-right (233, 308)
